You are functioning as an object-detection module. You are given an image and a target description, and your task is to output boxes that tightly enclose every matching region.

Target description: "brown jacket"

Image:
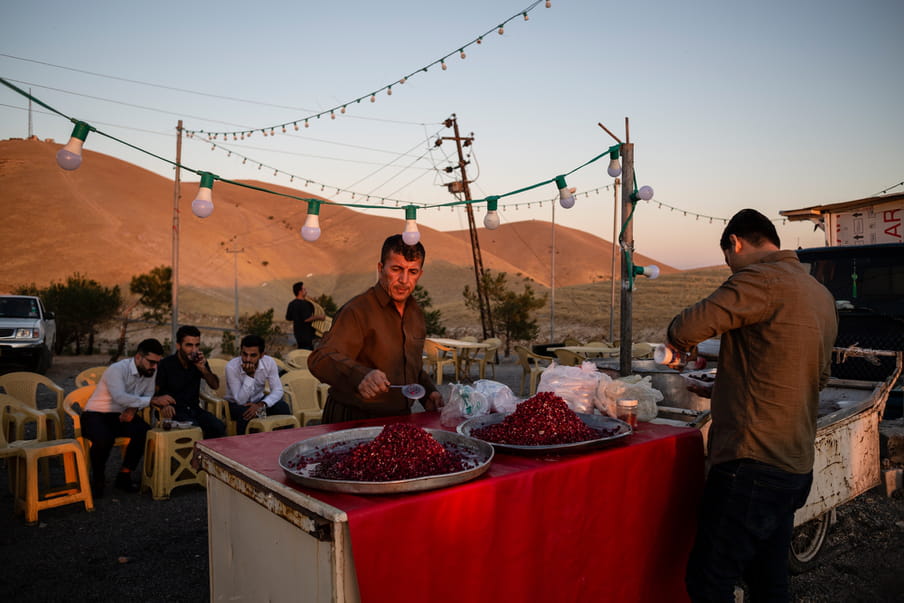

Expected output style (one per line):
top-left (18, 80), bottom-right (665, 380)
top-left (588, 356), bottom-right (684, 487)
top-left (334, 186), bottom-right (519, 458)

top-left (308, 284), bottom-right (437, 417)
top-left (668, 250), bottom-right (837, 473)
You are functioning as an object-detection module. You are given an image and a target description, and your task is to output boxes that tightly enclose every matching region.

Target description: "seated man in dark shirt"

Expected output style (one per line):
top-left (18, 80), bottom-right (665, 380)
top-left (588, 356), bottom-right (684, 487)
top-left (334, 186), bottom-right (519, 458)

top-left (155, 325), bottom-right (225, 438)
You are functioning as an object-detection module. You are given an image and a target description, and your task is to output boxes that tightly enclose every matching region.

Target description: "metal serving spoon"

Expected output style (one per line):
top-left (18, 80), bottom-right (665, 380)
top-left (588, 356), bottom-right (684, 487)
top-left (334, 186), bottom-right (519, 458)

top-left (390, 383), bottom-right (426, 399)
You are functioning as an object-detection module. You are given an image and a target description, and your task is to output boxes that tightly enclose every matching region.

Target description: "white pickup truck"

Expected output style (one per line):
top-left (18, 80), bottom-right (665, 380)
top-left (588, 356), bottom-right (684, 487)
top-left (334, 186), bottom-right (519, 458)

top-left (0, 295), bottom-right (56, 373)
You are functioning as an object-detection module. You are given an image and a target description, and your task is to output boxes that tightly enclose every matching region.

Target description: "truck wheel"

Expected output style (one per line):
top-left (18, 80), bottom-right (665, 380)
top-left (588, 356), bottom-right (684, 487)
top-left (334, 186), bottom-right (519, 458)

top-left (32, 345), bottom-right (53, 374)
top-left (789, 511), bottom-right (832, 573)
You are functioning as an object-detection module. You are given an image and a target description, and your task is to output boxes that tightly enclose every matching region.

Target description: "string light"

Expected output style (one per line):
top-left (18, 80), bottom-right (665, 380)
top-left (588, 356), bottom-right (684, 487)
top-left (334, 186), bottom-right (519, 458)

top-left (606, 144), bottom-right (622, 178)
top-left (402, 205), bottom-right (420, 245)
top-left (301, 200), bottom-right (321, 242)
top-left (56, 121), bottom-right (91, 170)
top-left (192, 172), bottom-right (215, 218)
top-left (183, 1), bottom-right (548, 139)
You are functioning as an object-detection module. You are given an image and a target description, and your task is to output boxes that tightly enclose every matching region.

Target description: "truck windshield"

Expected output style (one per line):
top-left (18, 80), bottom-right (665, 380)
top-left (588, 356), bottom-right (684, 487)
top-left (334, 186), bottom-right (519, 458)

top-left (0, 298), bottom-right (39, 318)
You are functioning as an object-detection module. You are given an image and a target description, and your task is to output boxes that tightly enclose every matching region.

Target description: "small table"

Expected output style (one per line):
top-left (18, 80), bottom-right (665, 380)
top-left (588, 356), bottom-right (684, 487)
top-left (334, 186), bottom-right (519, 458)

top-left (428, 338), bottom-right (491, 380)
top-left (141, 425), bottom-right (205, 500)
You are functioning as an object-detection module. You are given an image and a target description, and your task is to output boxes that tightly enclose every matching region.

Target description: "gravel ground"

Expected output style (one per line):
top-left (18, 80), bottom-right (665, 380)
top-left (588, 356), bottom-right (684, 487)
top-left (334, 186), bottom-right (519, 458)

top-left (1, 355), bottom-right (902, 602)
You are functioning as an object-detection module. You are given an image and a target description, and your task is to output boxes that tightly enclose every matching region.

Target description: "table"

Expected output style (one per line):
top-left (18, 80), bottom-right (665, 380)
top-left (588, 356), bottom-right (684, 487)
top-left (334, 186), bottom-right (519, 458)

top-left (195, 413), bottom-right (704, 602)
top-left (549, 345), bottom-right (619, 358)
top-left (428, 337), bottom-right (491, 379)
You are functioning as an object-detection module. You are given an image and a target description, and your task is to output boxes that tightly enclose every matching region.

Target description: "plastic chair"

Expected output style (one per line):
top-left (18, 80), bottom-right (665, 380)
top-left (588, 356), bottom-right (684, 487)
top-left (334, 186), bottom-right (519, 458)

top-left (200, 359), bottom-right (230, 432)
top-left (62, 385), bottom-right (134, 460)
top-left (0, 403), bottom-right (94, 525)
top-left (469, 337), bottom-right (502, 380)
top-left (281, 371), bottom-right (324, 426)
top-left (75, 366), bottom-right (107, 387)
top-left (272, 357), bottom-right (289, 374)
top-left (285, 349), bottom-right (312, 370)
top-left (553, 349), bottom-right (585, 367)
top-left (562, 337), bottom-right (582, 347)
top-left (140, 425), bottom-right (205, 500)
top-left (423, 340), bottom-right (457, 385)
top-left (514, 346), bottom-right (553, 396)
top-left (0, 372), bottom-right (64, 440)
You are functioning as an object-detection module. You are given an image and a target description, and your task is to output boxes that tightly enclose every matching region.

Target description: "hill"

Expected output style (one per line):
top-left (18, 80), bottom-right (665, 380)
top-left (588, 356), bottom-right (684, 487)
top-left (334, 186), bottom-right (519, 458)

top-left (1, 137), bottom-right (691, 340)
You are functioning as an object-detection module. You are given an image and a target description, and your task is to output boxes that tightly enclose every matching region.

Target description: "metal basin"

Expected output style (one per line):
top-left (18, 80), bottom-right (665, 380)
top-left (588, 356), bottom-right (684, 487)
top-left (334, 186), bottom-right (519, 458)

top-left (593, 359), bottom-right (711, 412)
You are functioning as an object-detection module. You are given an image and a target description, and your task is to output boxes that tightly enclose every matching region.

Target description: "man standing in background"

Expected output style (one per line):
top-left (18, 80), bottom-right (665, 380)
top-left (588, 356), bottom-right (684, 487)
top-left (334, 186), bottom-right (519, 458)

top-left (286, 281), bottom-right (325, 350)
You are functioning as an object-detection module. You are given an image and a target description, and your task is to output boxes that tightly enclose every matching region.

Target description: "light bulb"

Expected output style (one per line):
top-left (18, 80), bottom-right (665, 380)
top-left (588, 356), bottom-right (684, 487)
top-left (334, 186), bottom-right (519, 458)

top-left (484, 197), bottom-right (500, 229)
top-left (56, 121), bottom-right (90, 170)
top-left (301, 214), bottom-right (321, 242)
top-left (441, 61), bottom-right (447, 71)
top-left (637, 185), bottom-right (654, 201)
top-left (546, 0), bottom-right (551, 7)
top-left (498, 26), bottom-right (504, 35)
top-left (402, 206), bottom-right (420, 245)
top-left (555, 176), bottom-right (576, 209)
top-left (370, 95), bottom-right (376, 103)
top-left (634, 264), bottom-right (660, 279)
top-left (607, 157), bottom-right (622, 178)
top-left (460, 50), bottom-right (466, 59)
top-left (191, 172), bottom-right (215, 218)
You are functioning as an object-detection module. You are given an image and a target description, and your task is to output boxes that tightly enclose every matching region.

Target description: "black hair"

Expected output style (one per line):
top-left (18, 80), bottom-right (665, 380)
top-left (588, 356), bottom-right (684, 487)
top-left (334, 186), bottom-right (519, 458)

top-left (176, 325), bottom-right (201, 343)
top-left (720, 208), bottom-right (781, 250)
top-left (380, 234), bottom-right (425, 265)
top-left (136, 338), bottom-right (164, 356)
top-left (292, 282), bottom-right (304, 296)
top-left (240, 334), bottom-right (266, 354)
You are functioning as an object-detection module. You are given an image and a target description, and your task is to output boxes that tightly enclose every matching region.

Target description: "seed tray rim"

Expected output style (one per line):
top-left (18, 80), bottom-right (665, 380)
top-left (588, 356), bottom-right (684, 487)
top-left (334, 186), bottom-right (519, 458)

top-left (279, 426), bottom-right (494, 494)
top-left (456, 411), bottom-right (632, 453)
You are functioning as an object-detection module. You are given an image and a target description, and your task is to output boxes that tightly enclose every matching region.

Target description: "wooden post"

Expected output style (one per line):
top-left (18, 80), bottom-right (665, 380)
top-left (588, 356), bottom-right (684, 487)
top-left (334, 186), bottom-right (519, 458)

top-left (171, 120), bottom-right (182, 351)
top-left (619, 143), bottom-right (635, 376)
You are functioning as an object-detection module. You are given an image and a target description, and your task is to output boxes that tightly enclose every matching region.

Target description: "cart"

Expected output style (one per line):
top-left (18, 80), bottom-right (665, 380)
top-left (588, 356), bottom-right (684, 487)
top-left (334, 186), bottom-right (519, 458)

top-left (788, 346), bottom-right (902, 571)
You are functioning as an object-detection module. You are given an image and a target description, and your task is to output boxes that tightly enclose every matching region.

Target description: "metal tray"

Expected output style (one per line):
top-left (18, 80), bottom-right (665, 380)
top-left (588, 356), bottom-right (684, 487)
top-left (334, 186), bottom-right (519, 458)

top-left (457, 412), bottom-right (632, 454)
top-left (279, 426), bottom-right (494, 494)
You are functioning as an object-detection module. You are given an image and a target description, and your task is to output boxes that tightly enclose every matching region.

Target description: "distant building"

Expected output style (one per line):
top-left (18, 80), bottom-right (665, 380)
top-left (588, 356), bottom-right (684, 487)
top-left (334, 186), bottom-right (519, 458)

top-left (780, 192), bottom-right (904, 247)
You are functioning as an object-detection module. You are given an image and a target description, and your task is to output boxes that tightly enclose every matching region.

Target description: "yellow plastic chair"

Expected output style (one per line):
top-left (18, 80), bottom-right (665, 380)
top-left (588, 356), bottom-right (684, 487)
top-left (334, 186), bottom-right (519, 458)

top-left (470, 337), bottom-right (502, 380)
top-left (281, 371), bottom-right (324, 427)
top-left (0, 371), bottom-right (64, 440)
top-left (200, 359), bottom-right (231, 431)
top-left (553, 348), bottom-right (585, 367)
top-left (423, 340), bottom-right (458, 385)
top-left (514, 346), bottom-right (553, 396)
top-left (141, 425), bottom-right (205, 500)
top-left (62, 385), bottom-right (137, 460)
top-left (285, 348), bottom-right (312, 370)
top-left (75, 366), bottom-right (107, 387)
top-left (272, 357), bottom-right (289, 374)
top-left (562, 337), bottom-right (582, 347)
top-left (0, 403), bottom-right (94, 525)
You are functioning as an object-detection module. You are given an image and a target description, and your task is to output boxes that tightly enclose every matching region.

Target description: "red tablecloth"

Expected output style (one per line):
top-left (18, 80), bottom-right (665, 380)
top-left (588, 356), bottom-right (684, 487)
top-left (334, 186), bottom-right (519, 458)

top-left (200, 413), bottom-right (704, 602)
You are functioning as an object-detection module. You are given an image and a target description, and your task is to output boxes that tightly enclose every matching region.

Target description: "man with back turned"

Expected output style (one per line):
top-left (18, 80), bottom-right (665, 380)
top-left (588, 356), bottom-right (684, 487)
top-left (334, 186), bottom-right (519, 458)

top-left (662, 209), bottom-right (837, 602)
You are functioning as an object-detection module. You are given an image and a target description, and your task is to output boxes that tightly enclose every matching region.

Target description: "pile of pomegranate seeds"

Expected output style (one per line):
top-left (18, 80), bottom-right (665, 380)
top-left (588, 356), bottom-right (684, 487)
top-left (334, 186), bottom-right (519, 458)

top-left (472, 391), bottom-right (612, 446)
top-left (311, 423), bottom-right (465, 481)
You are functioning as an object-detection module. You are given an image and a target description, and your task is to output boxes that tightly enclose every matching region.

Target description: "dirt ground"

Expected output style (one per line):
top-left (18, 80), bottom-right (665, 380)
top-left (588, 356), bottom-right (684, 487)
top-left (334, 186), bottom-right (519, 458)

top-left (0, 355), bottom-right (902, 602)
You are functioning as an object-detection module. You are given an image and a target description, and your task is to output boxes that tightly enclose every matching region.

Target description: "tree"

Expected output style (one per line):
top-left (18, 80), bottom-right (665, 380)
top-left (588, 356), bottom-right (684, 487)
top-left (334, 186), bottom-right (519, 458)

top-left (313, 293), bottom-right (338, 316)
top-left (16, 273), bottom-right (122, 355)
top-left (463, 270), bottom-right (546, 356)
top-left (238, 308), bottom-right (283, 354)
top-left (413, 285), bottom-right (446, 337)
top-left (130, 265), bottom-right (172, 323)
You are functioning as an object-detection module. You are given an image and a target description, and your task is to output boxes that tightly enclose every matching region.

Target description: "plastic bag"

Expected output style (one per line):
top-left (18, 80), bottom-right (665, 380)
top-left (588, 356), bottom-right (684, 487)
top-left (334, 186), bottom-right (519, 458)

top-left (472, 379), bottom-right (519, 414)
top-left (595, 375), bottom-right (662, 421)
top-left (440, 383), bottom-right (491, 427)
top-left (536, 361), bottom-right (609, 413)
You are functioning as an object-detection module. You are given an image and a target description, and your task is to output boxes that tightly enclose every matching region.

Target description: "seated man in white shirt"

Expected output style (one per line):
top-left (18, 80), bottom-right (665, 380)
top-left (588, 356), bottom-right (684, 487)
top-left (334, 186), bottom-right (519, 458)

top-left (82, 338), bottom-right (176, 496)
top-left (225, 334), bottom-right (292, 435)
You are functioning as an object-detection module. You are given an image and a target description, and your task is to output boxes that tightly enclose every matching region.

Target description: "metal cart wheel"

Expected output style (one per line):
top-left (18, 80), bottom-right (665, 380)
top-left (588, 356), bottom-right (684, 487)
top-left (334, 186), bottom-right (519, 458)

top-left (789, 510), bottom-right (834, 573)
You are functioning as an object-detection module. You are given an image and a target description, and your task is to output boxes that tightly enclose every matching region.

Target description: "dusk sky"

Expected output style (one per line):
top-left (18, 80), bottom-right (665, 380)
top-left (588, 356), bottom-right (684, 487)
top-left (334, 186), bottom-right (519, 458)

top-left (2, 0), bottom-right (902, 268)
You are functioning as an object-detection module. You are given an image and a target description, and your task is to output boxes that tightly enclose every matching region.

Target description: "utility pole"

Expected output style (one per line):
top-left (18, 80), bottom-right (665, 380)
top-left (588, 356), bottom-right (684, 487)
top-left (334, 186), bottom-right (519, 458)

top-left (550, 200), bottom-right (556, 341)
top-left (438, 115), bottom-right (495, 338)
top-left (27, 88), bottom-right (33, 138)
top-left (226, 247), bottom-right (245, 331)
top-left (171, 120), bottom-right (183, 350)
top-left (609, 178), bottom-right (619, 343)
top-left (618, 121), bottom-right (635, 376)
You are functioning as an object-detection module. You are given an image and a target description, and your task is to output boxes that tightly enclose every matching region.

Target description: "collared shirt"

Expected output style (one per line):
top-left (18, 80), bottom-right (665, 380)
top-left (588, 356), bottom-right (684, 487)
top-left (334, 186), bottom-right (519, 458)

top-left (155, 353), bottom-right (206, 412)
top-left (668, 250), bottom-right (838, 474)
top-left (224, 355), bottom-right (283, 407)
top-left (308, 283), bottom-right (437, 417)
top-left (84, 357), bottom-right (155, 413)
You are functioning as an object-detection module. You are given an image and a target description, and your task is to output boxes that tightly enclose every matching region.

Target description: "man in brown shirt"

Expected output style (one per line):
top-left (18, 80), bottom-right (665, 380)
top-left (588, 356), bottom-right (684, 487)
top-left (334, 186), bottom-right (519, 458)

top-left (308, 234), bottom-right (443, 423)
top-left (664, 209), bottom-right (837, 602)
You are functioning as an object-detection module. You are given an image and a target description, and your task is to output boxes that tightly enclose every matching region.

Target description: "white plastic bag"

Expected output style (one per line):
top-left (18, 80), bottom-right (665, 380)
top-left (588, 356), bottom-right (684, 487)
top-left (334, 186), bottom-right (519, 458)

top-left (595, 375), bottom-right (662, 421)
top-left (440, 383), bottom-right (491, 427)
top-left (473, 379), bottom-right (519, 414)
top-left (536, 361), bottom-right (609, 413)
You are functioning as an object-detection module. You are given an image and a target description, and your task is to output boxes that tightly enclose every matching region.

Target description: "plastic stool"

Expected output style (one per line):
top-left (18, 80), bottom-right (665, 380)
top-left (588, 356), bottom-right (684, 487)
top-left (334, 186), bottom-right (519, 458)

top-left (141, 426), bottom-right (204, 500)
top-left (246, 415), bottom-right (299, 434)
top-left (11, 439), bottom-right (94, 525)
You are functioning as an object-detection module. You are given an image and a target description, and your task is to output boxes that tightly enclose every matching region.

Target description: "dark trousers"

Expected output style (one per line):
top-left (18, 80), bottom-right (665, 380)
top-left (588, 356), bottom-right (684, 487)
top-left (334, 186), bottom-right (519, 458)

top-left (228, 399), bottom-right (291, 435)
top-left (686, 459), bottom-right (813, 603)
top-left (173, 404), bottom-right (226, 439)
top-left (82, 411), bottom-right (150, 482)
